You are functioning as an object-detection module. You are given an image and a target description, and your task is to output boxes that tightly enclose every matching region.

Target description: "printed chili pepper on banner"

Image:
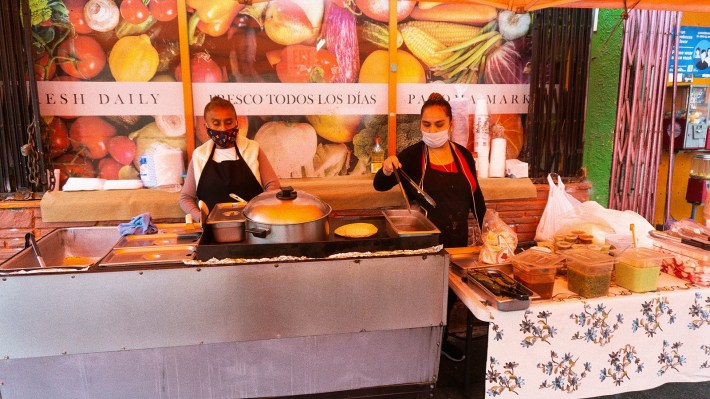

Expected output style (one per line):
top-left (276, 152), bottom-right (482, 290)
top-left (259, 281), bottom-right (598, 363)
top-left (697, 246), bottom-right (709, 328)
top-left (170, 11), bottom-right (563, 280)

top-left (187, 0), bottom-right (244, 42)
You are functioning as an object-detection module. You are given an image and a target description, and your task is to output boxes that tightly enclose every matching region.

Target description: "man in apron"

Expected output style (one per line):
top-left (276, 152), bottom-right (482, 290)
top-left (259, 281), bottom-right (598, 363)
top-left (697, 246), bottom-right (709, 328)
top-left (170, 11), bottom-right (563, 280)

top-left (180, 97), bottom-right (280, 221)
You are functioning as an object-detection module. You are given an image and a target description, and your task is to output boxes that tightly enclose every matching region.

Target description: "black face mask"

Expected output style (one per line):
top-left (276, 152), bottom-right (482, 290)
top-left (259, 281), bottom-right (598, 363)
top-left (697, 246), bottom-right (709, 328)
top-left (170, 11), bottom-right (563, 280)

top-left (206, 126), bottom-right (238, 148)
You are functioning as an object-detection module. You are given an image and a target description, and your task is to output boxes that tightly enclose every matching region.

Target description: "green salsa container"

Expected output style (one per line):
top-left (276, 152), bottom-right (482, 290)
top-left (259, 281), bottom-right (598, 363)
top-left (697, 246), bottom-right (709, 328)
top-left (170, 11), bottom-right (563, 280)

top-left (561, 248), bottom-right (615, 298)
top-left (614, 248), bottom-right (672, 292)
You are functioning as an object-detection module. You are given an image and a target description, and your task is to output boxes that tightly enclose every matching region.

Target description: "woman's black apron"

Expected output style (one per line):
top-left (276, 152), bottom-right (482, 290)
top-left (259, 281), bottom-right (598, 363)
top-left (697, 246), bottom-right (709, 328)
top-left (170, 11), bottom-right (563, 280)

top-left (421, 146), bottom-right (473, 248)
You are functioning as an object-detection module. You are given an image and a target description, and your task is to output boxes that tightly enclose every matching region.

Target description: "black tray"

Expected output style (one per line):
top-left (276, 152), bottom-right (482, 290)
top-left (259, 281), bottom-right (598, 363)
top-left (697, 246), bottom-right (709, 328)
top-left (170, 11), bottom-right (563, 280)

top-left (195, 215), bottom-right (439, 260)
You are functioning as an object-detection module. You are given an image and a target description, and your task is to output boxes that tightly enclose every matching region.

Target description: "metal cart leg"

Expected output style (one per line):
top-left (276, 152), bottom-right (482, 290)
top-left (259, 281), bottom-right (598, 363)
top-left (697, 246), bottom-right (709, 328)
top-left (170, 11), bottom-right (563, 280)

top-left (464, 309), bottom-right (474, 398)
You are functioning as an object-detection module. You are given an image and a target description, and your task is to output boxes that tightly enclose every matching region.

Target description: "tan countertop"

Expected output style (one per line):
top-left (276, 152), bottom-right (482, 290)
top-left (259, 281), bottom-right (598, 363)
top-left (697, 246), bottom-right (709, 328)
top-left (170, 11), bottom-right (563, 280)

top-left (40, 176), bottom-right (537, 223)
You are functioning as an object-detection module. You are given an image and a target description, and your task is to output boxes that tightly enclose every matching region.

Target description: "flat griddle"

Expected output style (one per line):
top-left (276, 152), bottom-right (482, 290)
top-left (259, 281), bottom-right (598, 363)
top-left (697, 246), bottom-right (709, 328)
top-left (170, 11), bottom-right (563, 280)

top-left (195, 214), bottom-right (440, 260)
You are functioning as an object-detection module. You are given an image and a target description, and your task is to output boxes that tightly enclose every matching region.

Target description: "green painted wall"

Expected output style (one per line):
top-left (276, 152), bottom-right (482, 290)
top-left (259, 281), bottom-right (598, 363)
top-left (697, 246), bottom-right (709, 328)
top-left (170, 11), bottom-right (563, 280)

top-left (583, 9), bottom-right (623, 206)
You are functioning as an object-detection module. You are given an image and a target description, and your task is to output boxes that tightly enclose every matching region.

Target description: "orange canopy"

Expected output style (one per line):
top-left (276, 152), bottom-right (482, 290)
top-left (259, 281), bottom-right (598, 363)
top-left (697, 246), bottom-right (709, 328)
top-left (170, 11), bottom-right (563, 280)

top-left (420, 0), bottom-right (710, 12)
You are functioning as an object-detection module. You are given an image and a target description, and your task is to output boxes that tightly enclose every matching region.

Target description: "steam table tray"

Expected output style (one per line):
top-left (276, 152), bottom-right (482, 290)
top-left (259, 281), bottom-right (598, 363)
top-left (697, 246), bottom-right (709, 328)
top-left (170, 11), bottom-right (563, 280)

top-left (196, 215), bottom-right (440, 260)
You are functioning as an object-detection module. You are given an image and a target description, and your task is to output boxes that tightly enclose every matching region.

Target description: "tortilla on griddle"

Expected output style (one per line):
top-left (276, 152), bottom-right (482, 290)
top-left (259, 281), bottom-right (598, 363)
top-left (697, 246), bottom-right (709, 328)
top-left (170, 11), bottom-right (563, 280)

top-left (334, 223), bottom-right (378, 238)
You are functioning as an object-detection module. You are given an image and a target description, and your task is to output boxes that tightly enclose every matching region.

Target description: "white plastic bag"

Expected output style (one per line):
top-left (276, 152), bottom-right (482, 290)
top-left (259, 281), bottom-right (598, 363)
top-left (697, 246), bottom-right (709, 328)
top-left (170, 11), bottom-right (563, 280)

top-left (479, 209), bottom-right (518, 264)
top-left (556, 201), bottom-right (655, 248)
top-left (535, 174), bottom-right (581, 242)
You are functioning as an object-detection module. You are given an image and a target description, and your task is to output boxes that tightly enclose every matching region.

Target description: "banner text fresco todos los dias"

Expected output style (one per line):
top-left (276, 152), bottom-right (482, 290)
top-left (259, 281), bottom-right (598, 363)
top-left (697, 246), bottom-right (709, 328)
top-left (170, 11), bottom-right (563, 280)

top-left (37, 82), bottom-right (531, 116)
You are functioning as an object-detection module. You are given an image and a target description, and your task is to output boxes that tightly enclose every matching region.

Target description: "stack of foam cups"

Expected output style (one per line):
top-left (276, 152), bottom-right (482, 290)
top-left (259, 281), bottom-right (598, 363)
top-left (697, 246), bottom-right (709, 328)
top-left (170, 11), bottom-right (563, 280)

top-left (474, 96), bottom-right (490, 178)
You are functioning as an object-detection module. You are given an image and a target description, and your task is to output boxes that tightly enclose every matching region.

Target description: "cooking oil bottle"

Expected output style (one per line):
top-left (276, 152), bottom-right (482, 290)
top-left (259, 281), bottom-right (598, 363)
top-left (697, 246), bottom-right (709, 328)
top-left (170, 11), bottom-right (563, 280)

top-left (370, 137), bottom-right (384, 173)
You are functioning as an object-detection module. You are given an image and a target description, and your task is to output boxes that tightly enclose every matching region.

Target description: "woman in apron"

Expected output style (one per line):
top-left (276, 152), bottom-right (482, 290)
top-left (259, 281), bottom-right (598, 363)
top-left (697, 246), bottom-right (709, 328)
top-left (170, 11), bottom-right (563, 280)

top-left (180, 97), bottom-right (280, 222)
top-left (373, 92), bottom-right (487, 362)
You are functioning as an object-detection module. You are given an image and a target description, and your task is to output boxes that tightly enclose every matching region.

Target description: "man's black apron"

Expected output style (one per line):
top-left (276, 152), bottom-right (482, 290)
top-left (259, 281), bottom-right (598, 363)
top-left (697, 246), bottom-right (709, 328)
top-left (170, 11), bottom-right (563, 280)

top-left (196, 144), bottom-right (264, 211)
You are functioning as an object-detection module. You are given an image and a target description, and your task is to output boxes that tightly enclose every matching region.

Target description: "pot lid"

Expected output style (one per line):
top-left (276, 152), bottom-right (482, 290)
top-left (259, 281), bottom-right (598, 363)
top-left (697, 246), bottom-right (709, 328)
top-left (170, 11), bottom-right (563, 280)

top-left (243, 187), bottom-right (331, 225)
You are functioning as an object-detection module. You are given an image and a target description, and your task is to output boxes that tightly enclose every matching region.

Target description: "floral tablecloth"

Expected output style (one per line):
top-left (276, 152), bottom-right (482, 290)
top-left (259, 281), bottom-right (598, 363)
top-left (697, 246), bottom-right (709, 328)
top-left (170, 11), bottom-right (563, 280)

top-left (450, 270), bottom-right (710, 398)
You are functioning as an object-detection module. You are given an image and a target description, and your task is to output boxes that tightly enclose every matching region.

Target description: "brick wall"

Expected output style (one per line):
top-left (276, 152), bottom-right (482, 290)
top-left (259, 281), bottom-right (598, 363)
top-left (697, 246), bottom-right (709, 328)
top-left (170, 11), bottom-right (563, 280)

top-left (0, 182), bottom-right (591, 262)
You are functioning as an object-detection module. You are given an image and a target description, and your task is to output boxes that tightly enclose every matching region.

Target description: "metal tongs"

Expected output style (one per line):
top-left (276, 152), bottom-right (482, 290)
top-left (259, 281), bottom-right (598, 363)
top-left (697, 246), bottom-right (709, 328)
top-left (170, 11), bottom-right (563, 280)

top-left (393, 170), bottom-right (412, 213)
top-left (396, 169), bottom-right (437, 208)
top-left (25, 233), bottom-right (47, 268)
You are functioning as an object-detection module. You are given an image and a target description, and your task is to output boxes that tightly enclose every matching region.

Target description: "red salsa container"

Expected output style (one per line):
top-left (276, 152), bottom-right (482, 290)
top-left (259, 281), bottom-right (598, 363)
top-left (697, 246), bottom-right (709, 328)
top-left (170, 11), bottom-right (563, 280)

top-left (511, 250), bottom-right (564, 299)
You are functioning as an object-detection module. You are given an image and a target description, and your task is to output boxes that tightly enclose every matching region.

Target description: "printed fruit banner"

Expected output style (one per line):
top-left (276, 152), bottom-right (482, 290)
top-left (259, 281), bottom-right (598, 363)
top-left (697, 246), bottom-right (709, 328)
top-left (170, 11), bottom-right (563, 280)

top-left (31, 0), bottom-right (532, 181)
top-left (30, 0), bottom-right (182, 185)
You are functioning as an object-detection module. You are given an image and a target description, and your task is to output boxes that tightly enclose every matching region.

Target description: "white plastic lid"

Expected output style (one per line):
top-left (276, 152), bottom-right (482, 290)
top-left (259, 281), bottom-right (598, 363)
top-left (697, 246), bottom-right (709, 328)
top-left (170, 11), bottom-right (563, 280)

top-left (511, 249), bottom-right (564, 273)
top-left (615, 247), bottom-right (673, 268)
top-left (475, 96), bottom-right (488, 116)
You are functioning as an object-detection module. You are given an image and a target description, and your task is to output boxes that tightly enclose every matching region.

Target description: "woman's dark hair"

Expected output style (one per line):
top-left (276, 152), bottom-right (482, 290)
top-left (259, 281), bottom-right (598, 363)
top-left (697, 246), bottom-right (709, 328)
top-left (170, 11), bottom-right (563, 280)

top-left (421, 92), bottom-right (452, 119)
top-left (204, 96), bottom-right (236, 116)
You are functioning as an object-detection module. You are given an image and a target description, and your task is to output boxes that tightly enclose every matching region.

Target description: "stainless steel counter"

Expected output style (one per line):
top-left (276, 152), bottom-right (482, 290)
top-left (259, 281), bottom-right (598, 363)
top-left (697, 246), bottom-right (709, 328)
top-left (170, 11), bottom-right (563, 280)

top-left (0, 252), bottom-right (448, 398)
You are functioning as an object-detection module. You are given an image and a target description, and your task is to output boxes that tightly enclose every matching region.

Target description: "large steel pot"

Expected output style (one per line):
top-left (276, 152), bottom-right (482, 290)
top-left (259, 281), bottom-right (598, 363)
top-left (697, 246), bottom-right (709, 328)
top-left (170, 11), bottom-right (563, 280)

top-left (243, 187), bottom-right (331, 244)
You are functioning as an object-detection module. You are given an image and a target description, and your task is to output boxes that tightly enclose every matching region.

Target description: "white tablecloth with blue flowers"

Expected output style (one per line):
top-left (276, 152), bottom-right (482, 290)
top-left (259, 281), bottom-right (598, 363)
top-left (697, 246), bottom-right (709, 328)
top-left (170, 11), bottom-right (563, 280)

top-left (450, 270), bottom-right (710, 398)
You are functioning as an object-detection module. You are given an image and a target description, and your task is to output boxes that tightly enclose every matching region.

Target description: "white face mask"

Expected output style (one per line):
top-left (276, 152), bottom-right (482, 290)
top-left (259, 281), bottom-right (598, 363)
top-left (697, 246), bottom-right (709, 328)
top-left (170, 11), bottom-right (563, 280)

top-left (421, 128), bottom-right (450, 148)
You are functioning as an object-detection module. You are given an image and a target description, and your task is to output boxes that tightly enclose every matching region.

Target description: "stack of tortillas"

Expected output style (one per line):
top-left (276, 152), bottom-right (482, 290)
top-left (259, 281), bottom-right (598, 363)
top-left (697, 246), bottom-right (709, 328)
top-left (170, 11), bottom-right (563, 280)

top-left (334, 223), bottom-right (378, 238)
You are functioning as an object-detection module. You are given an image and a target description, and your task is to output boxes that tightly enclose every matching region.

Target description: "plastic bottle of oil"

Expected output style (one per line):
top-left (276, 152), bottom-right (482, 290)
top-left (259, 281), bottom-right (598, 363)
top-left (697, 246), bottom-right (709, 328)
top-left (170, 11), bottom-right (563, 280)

top-left (370, 137), bottom-right (384, 173)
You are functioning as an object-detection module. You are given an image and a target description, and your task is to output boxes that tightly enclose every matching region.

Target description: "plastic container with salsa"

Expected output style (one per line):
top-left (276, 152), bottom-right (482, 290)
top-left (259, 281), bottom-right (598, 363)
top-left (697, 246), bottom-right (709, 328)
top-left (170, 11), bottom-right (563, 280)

top-left (510, 250), bottom-right (564, 299)
top-left (561, 248), bottom-right (615, 298)
top-left (613, 248), bottom-right (672, 292)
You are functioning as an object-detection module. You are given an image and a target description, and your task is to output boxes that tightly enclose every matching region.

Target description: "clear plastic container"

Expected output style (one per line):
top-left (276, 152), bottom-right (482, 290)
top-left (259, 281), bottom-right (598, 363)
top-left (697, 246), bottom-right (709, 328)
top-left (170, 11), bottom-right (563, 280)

top-left (510, 250), bottom-right (564, 299)
top-left (605, 234), bottom-right (633, 251)
top-left (652, 237), bottom-right (710, 286)
top-left (689, 154), bottom-right (710, 178)
top-left (561, 248), bottom-right (615, 298)
top-left (614, 248), bottom-right (672, 292)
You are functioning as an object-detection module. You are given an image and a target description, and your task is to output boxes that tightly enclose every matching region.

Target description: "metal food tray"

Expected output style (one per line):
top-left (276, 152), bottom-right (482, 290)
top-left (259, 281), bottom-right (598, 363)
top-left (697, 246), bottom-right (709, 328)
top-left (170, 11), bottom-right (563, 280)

top-left (99, 245), bottom-right (196, 268)
top-left (1, 227), bottom-right (121, 272)
top-left (465, 267), bottom-right (533, 311)
top-left (154, 223), bottom-right (202, 235)
top-left (207, 202), bottom-right (246, 222)
top-left (450, 253), bottom-right (486, 271)
top-left (206, 203), bottom-right (246, 243)
top-left (115, 233), bottom-right (201, 248)
top-left (382, 209), bottom-right (440, 237)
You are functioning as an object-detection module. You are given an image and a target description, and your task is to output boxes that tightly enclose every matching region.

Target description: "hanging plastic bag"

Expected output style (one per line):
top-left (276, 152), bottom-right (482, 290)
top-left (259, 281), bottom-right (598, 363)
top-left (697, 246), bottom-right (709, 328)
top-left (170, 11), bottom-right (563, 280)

top-left (557, 201), bottom-right (655, 247)
top-left (535, 174), bottom-right (581, 242)
top-left (479, 209), bottom-right (518, 264)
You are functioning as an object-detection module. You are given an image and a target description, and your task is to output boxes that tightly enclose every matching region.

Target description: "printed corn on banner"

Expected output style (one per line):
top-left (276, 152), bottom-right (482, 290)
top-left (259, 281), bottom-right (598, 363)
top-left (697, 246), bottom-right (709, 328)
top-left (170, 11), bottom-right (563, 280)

top-left (31, 0), bottom-right (532, 180)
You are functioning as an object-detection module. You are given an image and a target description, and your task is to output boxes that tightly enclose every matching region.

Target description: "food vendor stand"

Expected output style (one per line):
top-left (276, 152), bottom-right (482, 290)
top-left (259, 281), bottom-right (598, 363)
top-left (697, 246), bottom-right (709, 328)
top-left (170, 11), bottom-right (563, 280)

top-left (0, 216), bottom-right (447, 398)
top-left (3, 1), bottom-right (709, 399)
top-left (450, 253), bottom-right (710, 399)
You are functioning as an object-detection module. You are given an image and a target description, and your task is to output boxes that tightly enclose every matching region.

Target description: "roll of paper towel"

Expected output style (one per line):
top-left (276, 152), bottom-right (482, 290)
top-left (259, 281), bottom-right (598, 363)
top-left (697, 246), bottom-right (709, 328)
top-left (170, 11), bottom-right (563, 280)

top-left (476, 155), bottom-right (489, 178)
top-left (140, 143), bottom-right (185, 188)
top-left (488, 137), bottom-right (507, 178)
top-left (154, 146), bottom-right (184, 187)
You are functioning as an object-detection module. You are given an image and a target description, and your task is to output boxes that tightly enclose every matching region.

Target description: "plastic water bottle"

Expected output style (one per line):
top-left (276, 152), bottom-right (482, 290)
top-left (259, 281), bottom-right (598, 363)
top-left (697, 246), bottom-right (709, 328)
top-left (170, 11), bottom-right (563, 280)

top-left (370, 137), bottom-right (384, 174)
top-left (139, 154), bottom-right (157, 188)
